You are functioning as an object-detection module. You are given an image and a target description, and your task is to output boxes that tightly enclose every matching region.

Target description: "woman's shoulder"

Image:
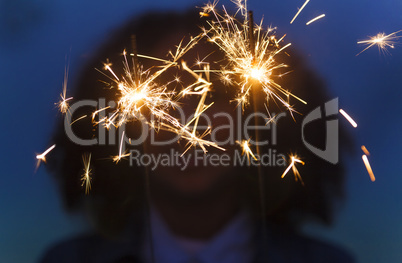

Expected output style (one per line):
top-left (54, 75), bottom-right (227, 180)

top-left (39, 233), bottom-right (105, 263)
top-left (271, 229), bottom-right (355, 263)
top-left (38, 233), bottom-right (141, 263)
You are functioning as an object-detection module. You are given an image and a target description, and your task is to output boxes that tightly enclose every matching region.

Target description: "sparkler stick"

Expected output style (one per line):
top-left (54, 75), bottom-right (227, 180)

top-left (306, 14), bottom-right (325, 26)
top-left (246, 9), bottom-right (270, 257)
top-left (129, 35), bottom-right (156, 263)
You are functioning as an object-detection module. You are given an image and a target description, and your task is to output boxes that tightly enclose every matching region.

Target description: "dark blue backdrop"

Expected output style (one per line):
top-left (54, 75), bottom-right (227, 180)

top-left (0, 0), bottom-right (401, 262)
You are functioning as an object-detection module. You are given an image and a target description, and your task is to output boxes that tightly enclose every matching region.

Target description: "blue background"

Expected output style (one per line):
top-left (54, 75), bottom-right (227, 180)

top-left (0, 0), bottom-right (401, 262)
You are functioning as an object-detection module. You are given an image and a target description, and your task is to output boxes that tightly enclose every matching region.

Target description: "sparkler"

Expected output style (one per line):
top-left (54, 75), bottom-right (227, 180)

top-left (202, 0), bottom-right (306, 113)
top-left (100, 51), bottom-right (178, 128)
top-left (81, 153), bottom-right (92, 194)
top-left (281, 155), bottom-right (305, 185)
top-left (357, 30), bottom-right (402, 56)
top-left (97, 36), bottom-right (224, 155)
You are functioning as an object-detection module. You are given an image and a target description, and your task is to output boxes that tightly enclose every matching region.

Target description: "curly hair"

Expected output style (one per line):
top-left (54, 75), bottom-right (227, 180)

top-left (47, 9), bottom-right (350, 237)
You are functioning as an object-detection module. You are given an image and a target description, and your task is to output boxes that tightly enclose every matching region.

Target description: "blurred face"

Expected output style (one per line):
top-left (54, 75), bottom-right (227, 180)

top-left (147, 94), bottom-right (240, 199)
top-left (136, 30), bottom-right (243, 199)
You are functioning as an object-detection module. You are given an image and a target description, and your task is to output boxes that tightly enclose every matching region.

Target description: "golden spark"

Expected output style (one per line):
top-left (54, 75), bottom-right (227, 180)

top-left (306, 14), bottom-right (325, 26)
top-left (361, 145), bottom-right (370, 156)
top-left (339, 109), bottom-right (357, 128)
top-left (81, 153), bottom-right (92, 194)
top-left (112, 131), bottom-right (131, 163)
top-left (176, 61), bottom-right (224, 155)
top-left (35, 144), bottom-right (56, 170)
top-left (70, 115), bottom-right (87, 126)
top-left (290, 0), bottom-right (311, 24)
top-left (237, 139), bottom-right (257, 162)
top-left (57, 65), bottom-right (73, 113)
top-left (281, 155), bottom-right (305, 185)
top-left (357, 30), bottom-right (402, 56)
top-left (362, 154), bottom-right (375, 182)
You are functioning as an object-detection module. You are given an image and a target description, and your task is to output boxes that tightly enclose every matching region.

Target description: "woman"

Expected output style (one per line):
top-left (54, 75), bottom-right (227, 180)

top-left (41, 9), bottom-right (354, 263)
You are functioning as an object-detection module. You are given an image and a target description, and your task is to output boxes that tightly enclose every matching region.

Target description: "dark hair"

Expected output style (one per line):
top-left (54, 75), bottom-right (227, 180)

top-left (47, 9), bottom-right (350, 237)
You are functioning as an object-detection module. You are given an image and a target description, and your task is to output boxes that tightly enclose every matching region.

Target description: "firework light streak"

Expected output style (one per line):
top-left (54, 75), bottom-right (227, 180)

top-left (362, 154), bottom-right (375, 182)
top-left (169, 61), bottom-right (224, 155)
top-left (81, 153), bottom-right (92, 194)
top-left (57, 65), bottom-right (73, 114)
top-left (202, 0), bottom-right (306, 113)
top-left (36, 144), bottom-right (56, 170)
top-left (357, 30), bottom-right (402, 56)
top-left (339, 109), bottom-right (357, 128)
top-left (281, 155), bottom-right (305, 185)
top-left (70, 115), bottom-right (87, 126)
top-left (361, 145), bottom-right (370, 156)
top-left (306, 14), bottom-right (325, 26)
top-left (113, 131), bottom-right (131, 163)
top-left (290, 0), bottom-right (311, 24)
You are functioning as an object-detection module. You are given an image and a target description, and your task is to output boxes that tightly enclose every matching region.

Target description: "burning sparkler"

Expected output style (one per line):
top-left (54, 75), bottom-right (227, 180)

top-left (202, 0), bottom-right (306, 113)
top-left (97, 35), bottom-right (224, 155)
top-left (357, 30), bottom-right (402, 56)
top-left (100, 50), bottom-right (179, 128)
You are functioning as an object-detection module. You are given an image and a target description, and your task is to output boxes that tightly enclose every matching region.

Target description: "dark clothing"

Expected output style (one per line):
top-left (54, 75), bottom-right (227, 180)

top-left (40, 223), bottom-right (354, 263)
